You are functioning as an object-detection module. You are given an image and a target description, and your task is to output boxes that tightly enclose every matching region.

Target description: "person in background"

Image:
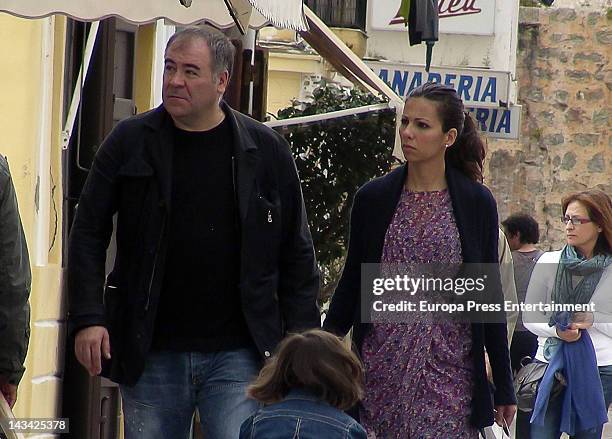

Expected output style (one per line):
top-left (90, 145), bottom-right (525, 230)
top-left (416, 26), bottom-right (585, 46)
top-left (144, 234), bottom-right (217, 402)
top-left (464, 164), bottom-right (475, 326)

top-left (0, 155), bottom-right (31, 410)
top-left (324, 82), bottom-right (516, 438)
top-left (524, 189), bottom-right (612, 438)
top-left (502, 213), bottom-right (545, 373)
top-left (240, 329), bottom-right (367, 439)
top-left (502, 213), bottom-right (544, 439)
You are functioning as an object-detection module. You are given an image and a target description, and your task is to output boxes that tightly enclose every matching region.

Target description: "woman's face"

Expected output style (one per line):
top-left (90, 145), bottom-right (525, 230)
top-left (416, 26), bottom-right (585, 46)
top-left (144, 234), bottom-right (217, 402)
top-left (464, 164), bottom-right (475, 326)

top-left (564, 200), bottom-right (602, 257)
top-left (399, 97), bottom-right (456, 164)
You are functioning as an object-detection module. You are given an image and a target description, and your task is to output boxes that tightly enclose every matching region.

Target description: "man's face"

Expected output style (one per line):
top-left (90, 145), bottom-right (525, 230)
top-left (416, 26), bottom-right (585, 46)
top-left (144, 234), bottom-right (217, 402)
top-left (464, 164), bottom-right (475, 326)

top-left (162, 38), bottom-right (229, 130)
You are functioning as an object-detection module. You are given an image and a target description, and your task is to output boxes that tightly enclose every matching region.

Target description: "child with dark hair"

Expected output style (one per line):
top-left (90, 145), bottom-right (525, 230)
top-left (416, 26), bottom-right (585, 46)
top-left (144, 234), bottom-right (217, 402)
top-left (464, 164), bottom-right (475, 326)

top-left (239, 329), bottom-right (367, 439)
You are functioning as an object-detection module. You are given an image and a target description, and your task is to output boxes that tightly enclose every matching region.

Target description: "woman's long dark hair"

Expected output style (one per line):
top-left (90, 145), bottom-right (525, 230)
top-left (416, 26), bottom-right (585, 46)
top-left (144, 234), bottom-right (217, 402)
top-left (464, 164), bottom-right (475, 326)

top-left (407, 82), bottom-right (485, 182)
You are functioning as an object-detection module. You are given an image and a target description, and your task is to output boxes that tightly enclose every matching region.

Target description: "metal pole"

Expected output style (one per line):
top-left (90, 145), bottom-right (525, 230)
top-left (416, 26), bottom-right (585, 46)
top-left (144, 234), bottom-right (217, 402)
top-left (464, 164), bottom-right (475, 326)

top-left (243, 28), bottom-right (256, 116)
top-left (34, 16), bottom-right (55, 266)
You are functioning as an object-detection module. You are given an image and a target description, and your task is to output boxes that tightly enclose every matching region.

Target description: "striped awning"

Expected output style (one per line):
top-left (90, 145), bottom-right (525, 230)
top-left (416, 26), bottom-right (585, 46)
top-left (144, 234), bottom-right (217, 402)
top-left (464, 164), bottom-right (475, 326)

top-left (0, 0), bottom-right (308, 31)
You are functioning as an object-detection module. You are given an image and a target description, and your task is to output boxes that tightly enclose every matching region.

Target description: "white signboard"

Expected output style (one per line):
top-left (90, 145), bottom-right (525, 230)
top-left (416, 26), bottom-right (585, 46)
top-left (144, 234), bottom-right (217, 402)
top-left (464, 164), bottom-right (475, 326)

top-left (367, 61), bottom-right (511, 107)
top-left (467, 105), bottom-right (521, 140)
top-left (370, 0), bottom-right (496, 35)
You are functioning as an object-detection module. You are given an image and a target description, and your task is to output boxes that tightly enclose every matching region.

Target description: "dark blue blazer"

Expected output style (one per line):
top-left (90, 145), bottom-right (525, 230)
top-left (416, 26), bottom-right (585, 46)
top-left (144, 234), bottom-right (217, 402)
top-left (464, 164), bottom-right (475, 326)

top-left (323, 163), bottom-right (516, 429)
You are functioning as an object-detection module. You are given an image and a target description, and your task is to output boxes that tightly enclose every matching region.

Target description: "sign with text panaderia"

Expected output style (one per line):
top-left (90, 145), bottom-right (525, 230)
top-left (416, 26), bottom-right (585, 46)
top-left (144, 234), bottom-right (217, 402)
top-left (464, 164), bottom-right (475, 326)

top-left (466, 105), bottom-right (521, 140)
top-left (366, 61), bottom-right (511, 107)
top-left (366, 61), bottom-right (520, 139)
top-left (370, 0), bottom-right (496, 35)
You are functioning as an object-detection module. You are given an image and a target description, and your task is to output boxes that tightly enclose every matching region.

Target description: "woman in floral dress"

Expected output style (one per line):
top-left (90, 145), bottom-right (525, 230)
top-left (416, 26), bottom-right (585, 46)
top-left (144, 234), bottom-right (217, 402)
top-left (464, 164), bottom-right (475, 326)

top-left (324, 82), bottom-right (516, 438)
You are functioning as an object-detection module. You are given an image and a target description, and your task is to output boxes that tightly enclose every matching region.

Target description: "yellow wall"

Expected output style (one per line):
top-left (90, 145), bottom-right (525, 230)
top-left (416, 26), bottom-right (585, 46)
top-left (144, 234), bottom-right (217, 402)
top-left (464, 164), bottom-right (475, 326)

top-left (331, 28), bottom-right (367, 58)
top-left (263, 27), bottom-right (367, 117)
top-left (135, 23), bottom-right (156, 113)
top-left (0, 15), bottom-right (41, 230)
top-left (267, 71), bottom-right (303, 117)
top-left (266, 53), bottom-right (323, 117)
top-left (0, 13), bottom-right (66, 418)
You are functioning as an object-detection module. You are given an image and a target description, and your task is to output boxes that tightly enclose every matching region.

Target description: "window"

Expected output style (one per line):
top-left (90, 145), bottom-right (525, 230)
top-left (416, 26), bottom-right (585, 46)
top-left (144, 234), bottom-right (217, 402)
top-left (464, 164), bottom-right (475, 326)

top-left (305, 0), bottom-right (367, 30)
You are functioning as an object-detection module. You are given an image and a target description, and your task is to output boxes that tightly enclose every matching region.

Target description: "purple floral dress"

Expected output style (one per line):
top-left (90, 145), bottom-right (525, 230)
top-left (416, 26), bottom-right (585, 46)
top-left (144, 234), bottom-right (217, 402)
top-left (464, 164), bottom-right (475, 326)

top-left (360, 189), bottom-right (478, 439)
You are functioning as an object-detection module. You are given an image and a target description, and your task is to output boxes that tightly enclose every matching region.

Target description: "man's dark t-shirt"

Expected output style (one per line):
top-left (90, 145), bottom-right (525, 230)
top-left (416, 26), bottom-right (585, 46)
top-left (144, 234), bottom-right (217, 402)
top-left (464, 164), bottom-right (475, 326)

top-left (152, 117), bottom-right (251, 352)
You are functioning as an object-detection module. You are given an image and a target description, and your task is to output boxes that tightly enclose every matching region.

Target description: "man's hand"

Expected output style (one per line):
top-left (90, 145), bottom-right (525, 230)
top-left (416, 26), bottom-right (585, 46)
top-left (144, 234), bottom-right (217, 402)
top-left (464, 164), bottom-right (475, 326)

top-left (75, 326), bottom-right (111, 376)
top-left (0, 378), bottom-right (17, 408)
top-left (556, 326), bottom-right (581, 342)
top-left (494, 404), bottom-right (516, 432)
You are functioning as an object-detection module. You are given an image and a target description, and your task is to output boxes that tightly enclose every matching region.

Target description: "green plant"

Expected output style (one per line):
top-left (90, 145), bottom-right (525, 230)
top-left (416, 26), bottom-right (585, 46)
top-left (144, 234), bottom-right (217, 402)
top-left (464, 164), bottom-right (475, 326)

top-left (274, 82), bottom-right (399, 302)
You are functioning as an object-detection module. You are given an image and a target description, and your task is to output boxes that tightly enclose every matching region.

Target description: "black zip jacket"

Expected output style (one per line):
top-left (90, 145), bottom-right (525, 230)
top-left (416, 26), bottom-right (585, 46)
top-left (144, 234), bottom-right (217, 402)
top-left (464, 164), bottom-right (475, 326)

top-left (67, 103), bottom-right (320, 386)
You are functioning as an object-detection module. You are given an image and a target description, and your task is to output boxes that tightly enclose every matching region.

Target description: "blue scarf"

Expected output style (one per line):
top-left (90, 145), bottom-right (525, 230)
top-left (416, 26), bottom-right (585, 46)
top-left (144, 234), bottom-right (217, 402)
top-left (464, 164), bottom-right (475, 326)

top-left (531, 319), bottom-right (608, 435)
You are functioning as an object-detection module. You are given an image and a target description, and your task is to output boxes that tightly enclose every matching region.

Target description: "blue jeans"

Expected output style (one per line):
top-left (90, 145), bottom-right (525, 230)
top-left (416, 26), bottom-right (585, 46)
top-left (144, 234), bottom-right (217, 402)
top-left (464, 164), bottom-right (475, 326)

top-left (120, 348), bottom-right (261, 439)
top-left (530, 365), bottom-right (612, 439)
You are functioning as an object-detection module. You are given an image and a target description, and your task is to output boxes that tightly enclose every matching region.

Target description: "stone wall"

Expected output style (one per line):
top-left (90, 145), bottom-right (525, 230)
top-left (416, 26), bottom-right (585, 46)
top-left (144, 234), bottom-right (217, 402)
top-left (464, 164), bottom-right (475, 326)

top-left (486, 6), bottom-right (610, 250)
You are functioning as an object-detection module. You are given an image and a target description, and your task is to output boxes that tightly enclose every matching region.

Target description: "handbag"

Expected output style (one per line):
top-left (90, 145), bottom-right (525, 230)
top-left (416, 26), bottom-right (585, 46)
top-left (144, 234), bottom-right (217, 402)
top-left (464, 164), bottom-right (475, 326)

top-left (480, 423), bottom-right (511, 439)
top-left (513, 358), bottom-right (567, 413)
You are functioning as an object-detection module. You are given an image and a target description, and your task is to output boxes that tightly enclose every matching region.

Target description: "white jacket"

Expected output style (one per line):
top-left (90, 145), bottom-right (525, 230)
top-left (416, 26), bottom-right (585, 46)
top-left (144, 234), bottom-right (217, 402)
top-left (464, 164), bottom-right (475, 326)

top-left (524, 250), bottom-right (612, 366)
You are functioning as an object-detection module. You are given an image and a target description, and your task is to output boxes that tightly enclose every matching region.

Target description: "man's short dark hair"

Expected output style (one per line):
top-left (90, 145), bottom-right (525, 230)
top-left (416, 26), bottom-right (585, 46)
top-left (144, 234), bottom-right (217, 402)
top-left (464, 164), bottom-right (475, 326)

top-left (502, 213), bottom-right (540, 244)
top-left (165, 26), bottom-right (235, 78)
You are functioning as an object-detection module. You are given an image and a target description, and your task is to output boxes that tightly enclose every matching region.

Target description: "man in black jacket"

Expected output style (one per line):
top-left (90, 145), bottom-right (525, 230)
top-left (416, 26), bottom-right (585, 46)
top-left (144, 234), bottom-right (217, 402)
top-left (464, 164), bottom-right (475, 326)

top-left (68, 27), bottom-right (319, 439)
top-left (0, 155), bottom-right (31, 410)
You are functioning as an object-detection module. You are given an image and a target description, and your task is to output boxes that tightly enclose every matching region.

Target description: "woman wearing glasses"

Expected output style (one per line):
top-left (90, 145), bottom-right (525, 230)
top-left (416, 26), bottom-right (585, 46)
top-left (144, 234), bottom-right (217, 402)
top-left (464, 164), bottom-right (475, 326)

top-left (524, 189), bottom-right (612, 438)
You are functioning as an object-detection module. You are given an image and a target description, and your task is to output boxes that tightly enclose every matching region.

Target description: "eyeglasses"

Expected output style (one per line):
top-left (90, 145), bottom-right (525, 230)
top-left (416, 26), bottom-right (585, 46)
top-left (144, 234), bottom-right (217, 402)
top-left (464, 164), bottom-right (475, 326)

top-left (561, 215), bottom-right (592, 226)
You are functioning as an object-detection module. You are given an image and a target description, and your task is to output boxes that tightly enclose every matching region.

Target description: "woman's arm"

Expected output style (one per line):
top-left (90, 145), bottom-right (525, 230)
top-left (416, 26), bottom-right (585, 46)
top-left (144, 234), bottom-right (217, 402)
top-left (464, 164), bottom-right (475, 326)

top-left (480, 190), bottom-right (516, 411)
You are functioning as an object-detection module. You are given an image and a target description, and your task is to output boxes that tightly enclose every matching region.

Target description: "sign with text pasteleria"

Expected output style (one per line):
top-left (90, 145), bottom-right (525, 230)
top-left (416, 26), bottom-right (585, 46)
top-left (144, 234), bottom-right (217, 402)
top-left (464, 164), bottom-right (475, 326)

top-left (370, 0), bottom-right (496, 35)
